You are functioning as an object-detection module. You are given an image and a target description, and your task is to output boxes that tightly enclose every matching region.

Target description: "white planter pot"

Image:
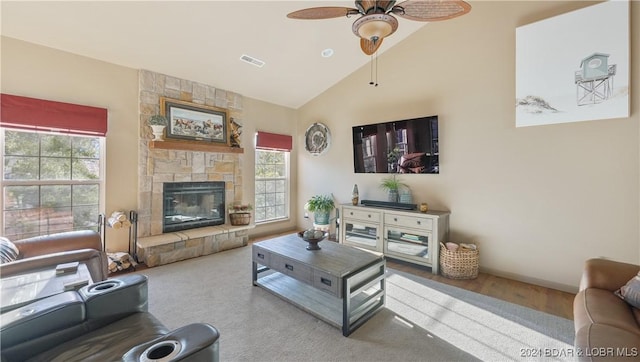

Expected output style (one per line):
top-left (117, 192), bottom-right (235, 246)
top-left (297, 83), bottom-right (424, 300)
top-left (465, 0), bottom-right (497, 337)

top-left (150, 125), bottom-right (166, 141)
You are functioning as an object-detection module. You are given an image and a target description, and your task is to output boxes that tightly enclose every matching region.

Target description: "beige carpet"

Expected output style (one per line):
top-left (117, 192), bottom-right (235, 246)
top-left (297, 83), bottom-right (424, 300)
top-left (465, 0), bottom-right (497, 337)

top-left (134, 243), bottom-right (573, 361)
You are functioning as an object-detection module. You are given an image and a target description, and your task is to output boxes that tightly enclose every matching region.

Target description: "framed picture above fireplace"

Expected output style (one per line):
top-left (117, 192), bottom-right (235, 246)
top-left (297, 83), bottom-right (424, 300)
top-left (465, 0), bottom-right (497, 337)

top-left (160, 97), bottom-right (229, 145)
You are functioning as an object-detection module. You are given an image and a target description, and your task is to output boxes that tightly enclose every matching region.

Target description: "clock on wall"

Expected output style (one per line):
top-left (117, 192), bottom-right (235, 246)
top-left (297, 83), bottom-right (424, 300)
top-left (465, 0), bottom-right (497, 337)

top-left (304, 122), bottom-right (331, 156)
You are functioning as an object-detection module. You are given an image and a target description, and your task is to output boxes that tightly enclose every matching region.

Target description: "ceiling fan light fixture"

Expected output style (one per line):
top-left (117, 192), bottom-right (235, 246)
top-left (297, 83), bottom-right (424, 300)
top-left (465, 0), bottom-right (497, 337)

top-left (352, 13), bottom-right (398, 41)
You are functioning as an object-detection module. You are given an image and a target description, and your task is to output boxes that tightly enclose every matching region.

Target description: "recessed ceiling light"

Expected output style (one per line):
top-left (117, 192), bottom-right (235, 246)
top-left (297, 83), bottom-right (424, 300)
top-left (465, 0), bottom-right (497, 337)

top-left (321, 48), bottom-right (334, 58)
top-left (239, 54), bottom-right (265, 68)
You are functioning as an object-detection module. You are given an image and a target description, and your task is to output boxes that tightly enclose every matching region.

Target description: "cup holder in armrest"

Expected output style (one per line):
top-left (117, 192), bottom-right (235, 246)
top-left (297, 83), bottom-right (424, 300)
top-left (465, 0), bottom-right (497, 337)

top-left (122, 323), bottom-right (220, 362)
top-left (140, 340), bottom-right (182, 362)
top-left (86, 280), bottom-right (123, 294)
top-left (79, 274), bottom-right (149, 320)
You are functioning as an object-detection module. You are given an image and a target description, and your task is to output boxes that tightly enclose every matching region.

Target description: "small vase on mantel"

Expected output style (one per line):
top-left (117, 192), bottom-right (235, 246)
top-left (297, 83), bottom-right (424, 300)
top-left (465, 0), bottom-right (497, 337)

top-left (150, 125), bottom-right (166, 141)
top-left (148, 115), bottom-right (168, 142)
top-left (351, 184), bottom-right (359, 205)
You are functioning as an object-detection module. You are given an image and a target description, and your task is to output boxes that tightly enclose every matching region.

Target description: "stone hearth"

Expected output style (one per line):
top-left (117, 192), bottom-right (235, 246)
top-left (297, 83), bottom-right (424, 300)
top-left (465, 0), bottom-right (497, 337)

top-left (137, 225), bottom-right (250, 267)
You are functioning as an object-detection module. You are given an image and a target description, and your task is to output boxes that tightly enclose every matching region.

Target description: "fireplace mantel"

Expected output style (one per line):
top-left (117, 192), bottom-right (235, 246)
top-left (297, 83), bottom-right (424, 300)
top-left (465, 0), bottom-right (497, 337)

top-left (149, 140), bottom-right (244, 154)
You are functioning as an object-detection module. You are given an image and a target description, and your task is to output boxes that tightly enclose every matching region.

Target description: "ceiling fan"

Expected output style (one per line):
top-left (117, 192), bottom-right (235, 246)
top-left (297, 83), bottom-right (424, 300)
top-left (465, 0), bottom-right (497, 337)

top-left (287, 0), bottom-right (472, 55)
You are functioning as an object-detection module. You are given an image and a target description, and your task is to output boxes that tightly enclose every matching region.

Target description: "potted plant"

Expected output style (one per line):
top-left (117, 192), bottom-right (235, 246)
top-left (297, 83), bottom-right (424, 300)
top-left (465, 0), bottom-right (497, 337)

top-left (380, 175), bottom-right (405, 202)
top-left (306, 195), bottom-right (335, 226)
top-left (148, 115), bottom-right (168, 141)
top-left (228, 203), bottom-right (252, 225)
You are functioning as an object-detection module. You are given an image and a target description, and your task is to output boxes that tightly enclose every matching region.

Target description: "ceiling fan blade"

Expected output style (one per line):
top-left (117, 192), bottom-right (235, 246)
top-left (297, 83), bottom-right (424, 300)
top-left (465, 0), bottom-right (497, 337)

top-left (393, 0), bottom-right (471, 21)
top-left (287, 7), bottom-right (358, 20)
top-left (360, 38), bottom-right (384, 55)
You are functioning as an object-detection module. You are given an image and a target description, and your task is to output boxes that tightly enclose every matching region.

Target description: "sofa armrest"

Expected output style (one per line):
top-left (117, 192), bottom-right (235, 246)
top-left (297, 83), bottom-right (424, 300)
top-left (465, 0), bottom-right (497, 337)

top-left (122, 323), bottom-right (221, 362)
top-left (579, 258), bottom-right (640, 292)
top-left (0, 249), bottom-right (108, 282)
top-left (79, 274), bottom-right (149, 324)
top-left (13, 230), bottom-right (102, 259)
top-left (0, 291), bottom-right (85, 349)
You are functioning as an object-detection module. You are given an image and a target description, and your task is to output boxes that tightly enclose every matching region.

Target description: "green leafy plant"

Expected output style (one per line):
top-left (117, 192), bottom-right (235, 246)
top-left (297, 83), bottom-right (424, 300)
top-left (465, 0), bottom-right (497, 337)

top-left (306, 195), bottom-right (335, 213)
top-left (148, 114), bottom-right (168, 126)
top-left (380, 174), bottom-right (405, 192)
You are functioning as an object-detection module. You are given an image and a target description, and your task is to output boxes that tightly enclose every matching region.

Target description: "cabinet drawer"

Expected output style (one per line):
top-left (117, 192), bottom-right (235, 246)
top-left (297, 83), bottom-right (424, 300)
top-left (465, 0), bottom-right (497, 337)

top-left (271, 255), bottom-right (312, 284)
top-left (384, 214), bottom-right (432, 230)
top-left (252, 247), bottom-right (270, 265)
top-left (343, 208), bottom-right (380, 223)
top-left (312, 270), bottom-right (340, 297)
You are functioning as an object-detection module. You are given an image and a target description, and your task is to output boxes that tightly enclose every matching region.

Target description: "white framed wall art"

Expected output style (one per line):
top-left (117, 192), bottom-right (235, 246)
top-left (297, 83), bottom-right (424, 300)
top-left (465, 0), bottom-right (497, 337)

top-left (515, 0), bottom-right (629, 127)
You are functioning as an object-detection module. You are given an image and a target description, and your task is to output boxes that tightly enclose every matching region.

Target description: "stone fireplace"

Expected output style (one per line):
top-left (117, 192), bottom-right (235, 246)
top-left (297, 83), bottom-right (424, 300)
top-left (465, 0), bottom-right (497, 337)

top-left (136, 70), bottom-right (251, 267)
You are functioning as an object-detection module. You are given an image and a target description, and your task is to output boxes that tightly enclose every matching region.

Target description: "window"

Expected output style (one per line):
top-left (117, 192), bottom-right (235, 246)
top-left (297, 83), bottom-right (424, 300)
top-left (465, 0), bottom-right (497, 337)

top-left (1, 129), bottom-right (104, 239)
top-left (255, 149), bottom-right (289, 223)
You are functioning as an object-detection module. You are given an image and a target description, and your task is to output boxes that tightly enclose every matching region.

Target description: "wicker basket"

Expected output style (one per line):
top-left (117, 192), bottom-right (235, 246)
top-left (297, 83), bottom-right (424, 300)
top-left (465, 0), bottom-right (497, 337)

top-left (229, 212), bottom-right (251, 226)
top-left (439, 242), bottom-right (479, 279)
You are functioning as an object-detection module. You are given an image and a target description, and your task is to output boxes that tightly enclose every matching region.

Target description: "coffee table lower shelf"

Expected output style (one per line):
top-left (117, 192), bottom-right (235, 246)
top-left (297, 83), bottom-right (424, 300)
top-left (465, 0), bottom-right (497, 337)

top-left (254, 262), bottom-right (385, 336)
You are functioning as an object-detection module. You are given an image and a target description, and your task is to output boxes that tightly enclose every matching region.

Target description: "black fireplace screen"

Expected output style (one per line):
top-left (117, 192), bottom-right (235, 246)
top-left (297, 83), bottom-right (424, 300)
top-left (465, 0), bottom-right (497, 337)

top-left (163, 181), bottom-right (225, 233)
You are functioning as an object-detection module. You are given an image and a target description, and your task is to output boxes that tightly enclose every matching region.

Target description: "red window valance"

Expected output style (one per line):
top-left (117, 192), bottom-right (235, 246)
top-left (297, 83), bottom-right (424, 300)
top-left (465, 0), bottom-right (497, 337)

top-left (0, 93), bottom-right (108, 136)
top-left (256, 131), bottom-right (292, 151)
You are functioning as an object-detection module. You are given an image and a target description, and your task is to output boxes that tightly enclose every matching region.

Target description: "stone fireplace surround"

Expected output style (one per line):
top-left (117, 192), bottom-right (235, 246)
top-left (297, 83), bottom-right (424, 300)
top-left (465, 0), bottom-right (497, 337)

top-left (136, 70), bottom-right (252, 267)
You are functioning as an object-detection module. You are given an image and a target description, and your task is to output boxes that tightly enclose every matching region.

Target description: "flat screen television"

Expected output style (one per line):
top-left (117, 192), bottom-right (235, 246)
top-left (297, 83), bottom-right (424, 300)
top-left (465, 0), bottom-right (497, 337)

top-left (352, 115), bottom-right (438, 174)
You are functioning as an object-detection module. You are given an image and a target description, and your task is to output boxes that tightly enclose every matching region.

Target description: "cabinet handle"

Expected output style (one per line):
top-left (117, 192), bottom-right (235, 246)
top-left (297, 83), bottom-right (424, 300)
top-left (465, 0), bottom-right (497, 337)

top-left (257, 253), bottom-right (265, 259)
top-left (394, 217), bottom-right (398, 222)
top-left (350, 212), bottom-right (354, 215)
top-left (285, 264), bottom-right (294, 271)
top-left (417, 221), bottom-right (421, 225)
top-left (320, 277), bottom-right (332, 286)
top-left (368, 214), bottom-right (371, 218)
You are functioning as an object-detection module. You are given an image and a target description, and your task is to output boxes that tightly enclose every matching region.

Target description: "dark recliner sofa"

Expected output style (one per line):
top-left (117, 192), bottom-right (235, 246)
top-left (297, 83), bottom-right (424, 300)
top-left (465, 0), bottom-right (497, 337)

top-left (0, 274), bottom-right (220, 361)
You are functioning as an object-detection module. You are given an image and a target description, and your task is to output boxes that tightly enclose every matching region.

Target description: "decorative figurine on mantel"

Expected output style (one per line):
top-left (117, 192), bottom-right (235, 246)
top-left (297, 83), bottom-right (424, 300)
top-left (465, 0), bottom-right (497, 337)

top-left (229, 118), bottom-right (243, 148)
top-left (351, 184), bottom-right (359, 205)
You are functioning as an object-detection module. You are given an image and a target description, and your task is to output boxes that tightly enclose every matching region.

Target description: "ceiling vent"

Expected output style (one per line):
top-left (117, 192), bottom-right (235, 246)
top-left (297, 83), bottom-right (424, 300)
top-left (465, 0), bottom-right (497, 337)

top-left (239, 54), bottom-right (265, 68)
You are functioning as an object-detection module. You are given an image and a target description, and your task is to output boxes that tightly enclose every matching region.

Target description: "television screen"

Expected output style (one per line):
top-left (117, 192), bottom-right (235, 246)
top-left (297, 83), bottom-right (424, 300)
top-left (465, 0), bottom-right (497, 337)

top-left (352, 115), bottom-right (438, 174)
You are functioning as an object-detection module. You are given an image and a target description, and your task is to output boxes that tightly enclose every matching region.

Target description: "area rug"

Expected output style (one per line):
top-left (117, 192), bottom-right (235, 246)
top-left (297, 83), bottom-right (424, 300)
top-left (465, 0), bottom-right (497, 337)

top-left (135, 245), bottom-right (573, 361)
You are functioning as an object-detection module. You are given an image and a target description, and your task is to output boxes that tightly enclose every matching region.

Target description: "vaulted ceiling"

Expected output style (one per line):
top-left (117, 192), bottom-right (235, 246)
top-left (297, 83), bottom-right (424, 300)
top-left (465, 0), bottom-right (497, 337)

top-left (2, 1), bottom-right (427, 109)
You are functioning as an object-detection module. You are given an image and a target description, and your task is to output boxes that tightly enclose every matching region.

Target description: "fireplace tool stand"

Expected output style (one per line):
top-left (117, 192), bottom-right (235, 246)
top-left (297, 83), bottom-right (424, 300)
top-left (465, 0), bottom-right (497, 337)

top-left (97, 211), bottom-right (139, 272)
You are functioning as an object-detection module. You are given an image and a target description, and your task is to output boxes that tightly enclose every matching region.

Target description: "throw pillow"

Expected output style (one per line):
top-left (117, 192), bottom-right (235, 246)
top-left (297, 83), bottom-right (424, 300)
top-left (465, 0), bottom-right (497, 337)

top-left (0, 236), bottom-right (19, 263)
top-left (615, 271), bottom-right (640, 309)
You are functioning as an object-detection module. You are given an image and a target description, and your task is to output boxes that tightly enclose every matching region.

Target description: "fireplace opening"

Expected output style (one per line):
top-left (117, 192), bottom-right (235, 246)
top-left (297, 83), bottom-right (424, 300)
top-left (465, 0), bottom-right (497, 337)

top-left (163, 181), bottom-right (225, 233)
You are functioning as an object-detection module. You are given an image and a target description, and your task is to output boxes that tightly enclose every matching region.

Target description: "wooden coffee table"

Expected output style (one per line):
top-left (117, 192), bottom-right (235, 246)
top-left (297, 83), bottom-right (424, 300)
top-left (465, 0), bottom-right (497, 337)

top-left (252, 233), bottom-right (386, 336)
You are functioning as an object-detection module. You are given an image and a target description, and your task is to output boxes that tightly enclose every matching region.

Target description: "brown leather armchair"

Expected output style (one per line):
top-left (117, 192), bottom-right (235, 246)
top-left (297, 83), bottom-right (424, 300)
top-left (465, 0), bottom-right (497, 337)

top-left (574, 258), bottom-right (640, 361)
top-left (0, 230), bottom-right (108, 282)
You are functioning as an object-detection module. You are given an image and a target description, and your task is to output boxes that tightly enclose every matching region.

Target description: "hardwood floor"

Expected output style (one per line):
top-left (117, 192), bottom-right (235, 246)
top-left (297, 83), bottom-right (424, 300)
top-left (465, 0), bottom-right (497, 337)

top-left (249, 232), bottom-right (575, 320)
top-left (387, 258), bottom-right (575, 320)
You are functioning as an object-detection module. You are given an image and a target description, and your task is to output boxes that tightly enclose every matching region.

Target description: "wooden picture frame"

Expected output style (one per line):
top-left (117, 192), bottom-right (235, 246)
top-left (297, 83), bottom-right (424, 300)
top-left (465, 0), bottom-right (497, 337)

top-left (160, 97), bottom-right (229, 145)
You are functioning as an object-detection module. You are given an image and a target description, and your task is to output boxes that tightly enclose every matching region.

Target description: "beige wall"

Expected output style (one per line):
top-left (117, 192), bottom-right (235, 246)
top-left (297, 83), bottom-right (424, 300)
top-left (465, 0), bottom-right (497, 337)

top-left (0, 37), bottom-right (299, 249)
top-left (296, 1), bottom-right (639, 291)
top-left (243, 97), bottom-right (299, 237)
top-left (1, 36), bottom-right (139, 252)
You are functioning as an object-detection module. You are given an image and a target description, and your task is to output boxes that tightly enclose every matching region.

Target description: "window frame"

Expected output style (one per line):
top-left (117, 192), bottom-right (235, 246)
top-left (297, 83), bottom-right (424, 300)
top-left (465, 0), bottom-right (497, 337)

top-left (0, 128), bottom-right (106, 239)
top-left (254, 149), bottom-right (290, 224)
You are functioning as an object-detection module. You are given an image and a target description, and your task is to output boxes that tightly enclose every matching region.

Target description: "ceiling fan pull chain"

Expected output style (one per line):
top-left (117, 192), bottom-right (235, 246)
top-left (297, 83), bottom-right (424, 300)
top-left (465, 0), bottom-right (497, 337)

top-left (369, 54), bottom-right (374, 85)
top-left (375, 51), bottom-right (379, 87)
